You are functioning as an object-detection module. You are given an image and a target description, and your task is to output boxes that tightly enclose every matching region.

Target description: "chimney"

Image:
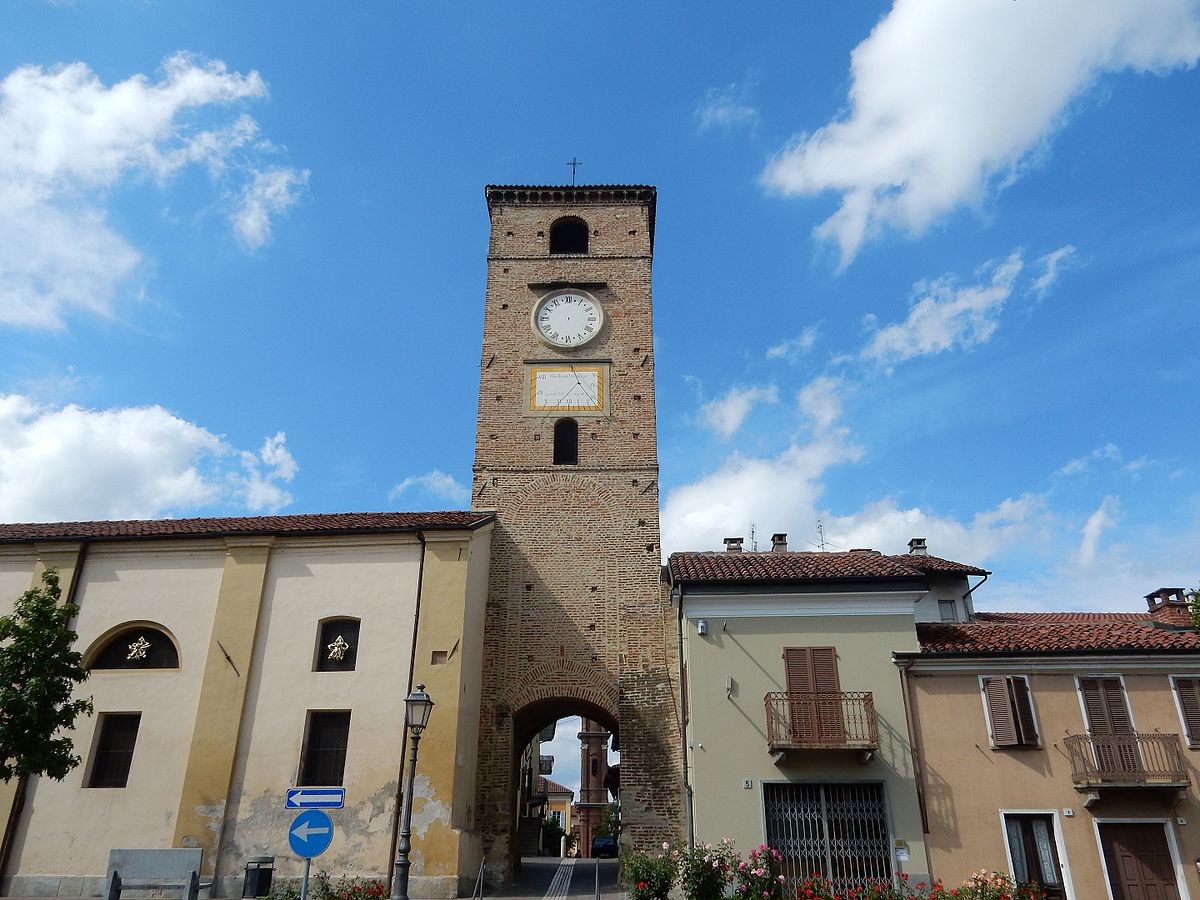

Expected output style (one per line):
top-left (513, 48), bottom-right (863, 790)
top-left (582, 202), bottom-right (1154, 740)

top-left (908, 537), bottom-right (928, 556)
top-left (1146, 587), bottom-right (1192, 627)
top-left (723, 537), bottom-right (744, 553)
top-left (770, 533), bottom-right (788, 553)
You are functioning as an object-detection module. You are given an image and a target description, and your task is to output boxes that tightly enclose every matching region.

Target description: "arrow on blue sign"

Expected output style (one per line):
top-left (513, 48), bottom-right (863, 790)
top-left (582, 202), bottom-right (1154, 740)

top-left (287, 788), bottom-right (345, 809)
top-left (289, 809), bottom-right (334, 859)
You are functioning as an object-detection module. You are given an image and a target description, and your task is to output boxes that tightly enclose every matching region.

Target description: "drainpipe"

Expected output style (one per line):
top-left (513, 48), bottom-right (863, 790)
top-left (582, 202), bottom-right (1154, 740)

top-left (386, 530), bottom-right (427, 892)
top-left (670, 568), bottom-right (695, 850)
top-left (894, 656), bottom-right (930, 837)
top-left (0, 541), bottom-right (91, 886)
top-left (960, 573), bottom-right (989, 617)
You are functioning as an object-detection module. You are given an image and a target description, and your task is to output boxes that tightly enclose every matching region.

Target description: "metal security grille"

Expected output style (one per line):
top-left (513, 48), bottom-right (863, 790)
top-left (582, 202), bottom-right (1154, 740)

top-left (764, 782), bottom-right (892, 894)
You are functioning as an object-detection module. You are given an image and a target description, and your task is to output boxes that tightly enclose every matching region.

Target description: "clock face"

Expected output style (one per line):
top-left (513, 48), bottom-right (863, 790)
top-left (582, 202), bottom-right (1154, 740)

top-left (532, 290), bottom-right (603, 349)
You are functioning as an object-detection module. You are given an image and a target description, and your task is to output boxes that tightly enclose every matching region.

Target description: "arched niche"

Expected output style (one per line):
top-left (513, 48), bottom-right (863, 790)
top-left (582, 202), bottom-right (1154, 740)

top-left (549, 216), bottom-right (589, 255)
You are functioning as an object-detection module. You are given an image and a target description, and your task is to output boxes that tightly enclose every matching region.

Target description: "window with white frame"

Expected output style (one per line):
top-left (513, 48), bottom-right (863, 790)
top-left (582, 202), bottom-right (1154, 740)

top-left (982, 675), bottom-right (1039, 747)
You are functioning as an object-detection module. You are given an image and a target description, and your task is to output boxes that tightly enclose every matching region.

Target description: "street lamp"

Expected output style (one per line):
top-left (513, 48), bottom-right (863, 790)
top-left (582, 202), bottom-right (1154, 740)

top-left (393, 684), bottom-right (434, 900)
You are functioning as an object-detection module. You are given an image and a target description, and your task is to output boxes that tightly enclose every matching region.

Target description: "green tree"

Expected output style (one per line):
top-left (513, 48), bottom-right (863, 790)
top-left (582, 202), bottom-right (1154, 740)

top-left (595, 802), bottom-right (620, 837)
top-left (1189, 585), bottom-right (1200, 632)
top-left (0, 568), bottom-right (92, 782)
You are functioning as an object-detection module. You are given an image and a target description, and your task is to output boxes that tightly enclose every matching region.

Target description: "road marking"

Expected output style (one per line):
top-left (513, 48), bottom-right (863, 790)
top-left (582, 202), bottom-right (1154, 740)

top-left (543, 858), bottom-right (575, 900)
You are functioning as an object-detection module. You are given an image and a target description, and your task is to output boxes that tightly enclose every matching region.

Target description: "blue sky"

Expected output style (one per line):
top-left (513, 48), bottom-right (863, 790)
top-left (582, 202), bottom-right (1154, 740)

top-left (2, 0), bottom-right (1198, 630)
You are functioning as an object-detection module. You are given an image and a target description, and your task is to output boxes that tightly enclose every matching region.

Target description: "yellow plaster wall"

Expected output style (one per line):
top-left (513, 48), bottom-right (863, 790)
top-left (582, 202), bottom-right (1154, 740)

top-left (172, 538), bottom-right (274, 868)
top-left (912, 668), bottom-right (1200, 898)
top-left (406, 525), bottom-right (492, 897)
top-left (685, 613), bottom-right (929, 878)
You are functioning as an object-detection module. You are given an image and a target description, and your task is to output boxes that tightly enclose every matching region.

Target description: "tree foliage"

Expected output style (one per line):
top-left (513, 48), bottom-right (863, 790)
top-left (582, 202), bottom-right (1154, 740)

top-left (0, 568), bottom-right (92, 781)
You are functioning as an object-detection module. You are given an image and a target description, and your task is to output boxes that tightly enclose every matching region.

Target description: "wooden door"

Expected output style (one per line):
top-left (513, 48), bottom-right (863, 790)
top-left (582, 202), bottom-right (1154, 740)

top-left (783, 647), bottom-right (843, 743)
top-left (1079, 677), bottom-right (1142, 778)
top-left (1099, 823), bottom-right (1181, 900)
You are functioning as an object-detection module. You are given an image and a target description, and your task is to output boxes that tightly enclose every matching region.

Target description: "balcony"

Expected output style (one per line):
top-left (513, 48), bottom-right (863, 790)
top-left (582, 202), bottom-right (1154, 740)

top-left (764, 691), bottom-right (879, 756)
top-left (1063, 733), bottom-right (1189, 804)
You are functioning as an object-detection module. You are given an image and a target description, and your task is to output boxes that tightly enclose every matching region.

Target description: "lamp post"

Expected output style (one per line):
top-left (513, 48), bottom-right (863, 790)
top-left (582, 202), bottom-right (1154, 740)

top-left (393, 684), bottom-right (434, 900)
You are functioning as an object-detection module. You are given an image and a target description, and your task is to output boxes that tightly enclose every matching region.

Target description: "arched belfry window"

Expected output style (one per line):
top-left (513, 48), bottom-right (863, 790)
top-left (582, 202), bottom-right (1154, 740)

top-left (315, 618), bottom-right (360, 672)
top-left (89, 624), bottom-right (179, 670)
top-left (553, 418), bottom-right (578, 465)
top-left (549, 217), bottom-right (588, 255)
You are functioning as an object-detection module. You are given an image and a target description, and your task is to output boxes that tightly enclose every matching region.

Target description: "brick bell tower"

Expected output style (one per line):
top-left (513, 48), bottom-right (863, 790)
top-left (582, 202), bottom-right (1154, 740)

top-left (471, 185), bottom-right (681, 878)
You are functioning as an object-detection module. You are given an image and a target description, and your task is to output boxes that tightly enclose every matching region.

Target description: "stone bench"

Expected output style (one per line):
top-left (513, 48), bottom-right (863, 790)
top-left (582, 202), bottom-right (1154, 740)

top-left (104, 849), bottom-right (208, 900)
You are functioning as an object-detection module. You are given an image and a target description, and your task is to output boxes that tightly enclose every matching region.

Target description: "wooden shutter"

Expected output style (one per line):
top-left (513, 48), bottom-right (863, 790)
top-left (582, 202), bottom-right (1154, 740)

top-left (783, 647), bottom-right (842, 742)
top-left (1173, 677), bottom-right (1200, 747)
top-left (1010, 676), bottom-right (1039, 745)
top-left (1080, 677), bottom-right (1132, 734)
top-left (984, 677), bottom-right (1019, 747)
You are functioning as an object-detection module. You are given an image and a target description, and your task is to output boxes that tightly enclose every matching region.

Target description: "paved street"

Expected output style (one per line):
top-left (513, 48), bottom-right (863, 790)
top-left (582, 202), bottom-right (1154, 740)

top-left (496, 857), bottom-right (623, 900)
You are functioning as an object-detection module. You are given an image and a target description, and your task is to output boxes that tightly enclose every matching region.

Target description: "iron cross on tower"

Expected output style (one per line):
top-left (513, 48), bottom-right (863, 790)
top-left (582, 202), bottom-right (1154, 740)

top-left (567, 157), bottom-right (582, 185)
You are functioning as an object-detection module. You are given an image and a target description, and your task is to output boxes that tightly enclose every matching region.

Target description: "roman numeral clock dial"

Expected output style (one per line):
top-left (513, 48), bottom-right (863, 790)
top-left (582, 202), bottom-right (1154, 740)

top-left (531, 289), bottom-right (603, 349)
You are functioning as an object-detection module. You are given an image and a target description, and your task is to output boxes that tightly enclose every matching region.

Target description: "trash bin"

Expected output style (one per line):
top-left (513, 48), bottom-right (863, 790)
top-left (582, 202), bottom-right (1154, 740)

top-left (243, 856), bottom-right (274, 898)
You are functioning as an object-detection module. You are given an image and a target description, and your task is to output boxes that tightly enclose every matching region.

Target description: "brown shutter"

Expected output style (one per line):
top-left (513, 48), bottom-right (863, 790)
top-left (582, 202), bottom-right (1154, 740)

top-left (783, 647), bottom-right (841, 743)
top-left (811, 647), bottom-right (841, 693)
top-left (985, 676), bottom-right (1019, 747)
top-left (1010, 676), bottom-right (1039, 746)
top-left (1079, 677), bottom-right (1111, 733)
top-left (1174, 677), bottom-right (1200, 746)
top-left (784, 647), bottom-right (815, 693)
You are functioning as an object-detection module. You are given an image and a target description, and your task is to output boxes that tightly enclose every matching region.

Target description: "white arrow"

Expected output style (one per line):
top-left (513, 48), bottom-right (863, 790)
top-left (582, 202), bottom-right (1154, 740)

top-left (292, 820), bottom-right (331, 842)
top-left (288, 790), bottom-right (343, 807)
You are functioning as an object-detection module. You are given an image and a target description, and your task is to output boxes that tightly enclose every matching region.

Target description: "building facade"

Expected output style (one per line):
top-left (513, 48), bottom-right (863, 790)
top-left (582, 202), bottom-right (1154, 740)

top-left (668, 535), bottom-right (986, 895)
top-left (904, 587), bottom-right (1200, 900)
top-left (0, 513), bottom-right (493, 898)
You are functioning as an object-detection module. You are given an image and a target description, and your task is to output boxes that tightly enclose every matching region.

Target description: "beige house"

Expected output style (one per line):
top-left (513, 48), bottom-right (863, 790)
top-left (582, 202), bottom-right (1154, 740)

top-left (902, 586), bottom-right (1200, 900)
top-left (0, 512), bottom-right (493, 898)
top-left (668, 535), bottom-right (985, 895)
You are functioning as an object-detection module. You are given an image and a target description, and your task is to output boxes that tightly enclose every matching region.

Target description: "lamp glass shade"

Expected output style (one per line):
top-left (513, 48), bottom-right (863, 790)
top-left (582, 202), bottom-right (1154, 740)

top-left (406, 684), bottom-right (434, 732)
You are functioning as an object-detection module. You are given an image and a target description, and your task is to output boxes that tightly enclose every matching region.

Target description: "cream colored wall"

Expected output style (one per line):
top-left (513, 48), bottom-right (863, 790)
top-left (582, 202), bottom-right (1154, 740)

top-left (685, 613), bottom-right (929, 877)
top-left (216, 537), bottom-right (423, 884)
top-left (686, 619), bottom-right (926, 878)
top-left (9, 543), bottom-right (224, 879)
top-left (912, 668), bottom-right (1200, 898)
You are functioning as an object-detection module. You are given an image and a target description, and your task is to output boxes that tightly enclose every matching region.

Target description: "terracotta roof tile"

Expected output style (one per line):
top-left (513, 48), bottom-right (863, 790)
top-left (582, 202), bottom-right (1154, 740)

top-left (668, 551), bottom-right (946, 582)
top-left (538, 777), bottom-right (573, 796)
top-left (886, 554), bottom-right (989, 577)
top-left (0, 511), bottom-right (493, 544)
top-left (918, 615), bottom-right (1200, 655)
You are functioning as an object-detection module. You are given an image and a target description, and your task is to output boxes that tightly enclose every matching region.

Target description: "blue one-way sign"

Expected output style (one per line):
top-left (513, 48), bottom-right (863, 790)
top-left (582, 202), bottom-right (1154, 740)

top-left (286, 788), bottom-right (345, 809)
top-left (289, 809), bottom-right (334, 859)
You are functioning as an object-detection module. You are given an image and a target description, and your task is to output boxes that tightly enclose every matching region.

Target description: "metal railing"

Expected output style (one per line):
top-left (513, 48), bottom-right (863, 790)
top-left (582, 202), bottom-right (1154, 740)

top-left (1063, 732), bottom-right (1189, 787)
top-left (764, 691), bottom-right (879, 750)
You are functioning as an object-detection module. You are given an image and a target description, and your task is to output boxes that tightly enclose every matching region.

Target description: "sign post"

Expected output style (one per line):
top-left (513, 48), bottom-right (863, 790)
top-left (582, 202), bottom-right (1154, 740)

top-left (289, 809), bottom-right (334, 900)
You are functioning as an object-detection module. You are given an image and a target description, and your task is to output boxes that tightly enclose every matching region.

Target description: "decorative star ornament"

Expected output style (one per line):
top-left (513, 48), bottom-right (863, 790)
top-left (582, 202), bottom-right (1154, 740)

top-left (327, 635), bottom-right (351, 661)
top-left (127, 636), bottom-right (151, 661)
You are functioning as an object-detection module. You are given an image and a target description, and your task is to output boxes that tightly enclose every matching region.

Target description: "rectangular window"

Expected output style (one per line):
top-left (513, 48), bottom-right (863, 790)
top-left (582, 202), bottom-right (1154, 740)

top-left (1172, 676), bottom-right (1200, 747)
top-left (938, 599), bottom-right (958, 623)
top-left (1003, 814), bottom-right (1065, 899)
top-left (298, 711), bottom-right (351, 786)
top-left (87, 713), bottom-right (141, 788)
top-left (983, 676), bottom-right (1039, 747)
top-left (1078, 676), bottom-right (1141, 776)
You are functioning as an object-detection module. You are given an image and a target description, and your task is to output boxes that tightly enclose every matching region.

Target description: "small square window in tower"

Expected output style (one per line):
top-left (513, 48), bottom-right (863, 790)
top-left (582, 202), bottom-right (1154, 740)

top-left (553, 418), bottom-right (578, 465)
top-left (549, 216), bottom-right (588, 254)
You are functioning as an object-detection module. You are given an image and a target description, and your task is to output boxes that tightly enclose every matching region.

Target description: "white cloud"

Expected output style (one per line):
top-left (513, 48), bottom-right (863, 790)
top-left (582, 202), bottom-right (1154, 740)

top-left (797, 376), bottom-right (843, 432)
top-left (1031, 244), bottom-right (1078, 298)
top-left (766, 326), bottom-right (819, 363)
top-left (762, 0), bottom-right (1200, 265)
top-left (0, 394), bottom-right (295, 521)
top-left (1058, 442), bottom-right (1122, 476)
top-left (696, 79), bottom-right (759, 132)
top-left (0, 53), bottom-right (306, 329)
top-left (389, 469), bottom-right (470, 506)
top-left (699, 385), bottom-right (779, 439)
top-left (1074, 495), bottom-right (1120, 567)
top-left (661, 432), bottom-right (862, 553)
top-left (861, 252), bottom-right (1023, 364)
top-left (233, 166), bottom-right (310, 250)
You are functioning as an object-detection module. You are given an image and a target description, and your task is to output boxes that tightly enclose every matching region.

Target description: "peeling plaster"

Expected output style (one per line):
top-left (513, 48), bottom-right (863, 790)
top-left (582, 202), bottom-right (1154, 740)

top-left (411, 774), bottom-right (451, 839)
